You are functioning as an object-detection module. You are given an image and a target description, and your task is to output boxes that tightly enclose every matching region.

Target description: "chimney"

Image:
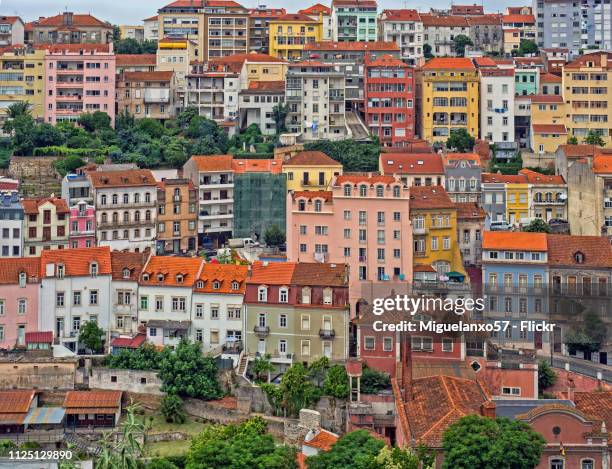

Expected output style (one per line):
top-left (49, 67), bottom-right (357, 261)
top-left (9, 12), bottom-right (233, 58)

top-left (63, 12), bottom-right (73, 27)
top-left (480, 401), bottom-right (496, 419)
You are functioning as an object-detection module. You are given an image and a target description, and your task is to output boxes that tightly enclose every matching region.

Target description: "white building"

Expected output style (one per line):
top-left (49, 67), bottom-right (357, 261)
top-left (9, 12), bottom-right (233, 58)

top-left (138, 256), bottom-right (204, 347)
top-left (0, 191), bottom-right (23, 257)
top-left (89, 169), bottom-right (158, 252)
top-left (479, 67), bottom-right (516, 145)
top-left (109, 251), bottom-right (149, 336)
top-left (191, 264), bottom-right (248, 363)
top-left (239, 81), bottom-right (285, 135)
top-left (378, 9), bottom-right (424, 65)
top-left (39, 247), bottom-right (113, 352)
top-left (183, 155), bottom-right (235, 246)
top-left (0, 16), bottom-right (25, 46)
top-left (421, 14), bottom-right (470, 57)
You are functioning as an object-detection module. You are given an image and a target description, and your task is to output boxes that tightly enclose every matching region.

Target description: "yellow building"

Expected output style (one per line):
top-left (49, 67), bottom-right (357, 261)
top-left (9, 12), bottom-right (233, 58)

top-left (269, 13), bottom-right (323, 60)
top-left (282, 150), bottom-right (343, 191)
top-left (419, 57), bottom-right (479, 144)
top-left (563, 52), bottom-right (612, 148)
top-left (410, 185), bottom-right (465, 276)
top-left (0, 46), bottom-right (46, 126)
top-left (156, 38), bottom-right (198, 104)
top-left (119, 25), bottom-right (144, 41)
top-left (529, 94), bottom-right (568, 154)
top-left (505, 182), bottom-right (530, 224)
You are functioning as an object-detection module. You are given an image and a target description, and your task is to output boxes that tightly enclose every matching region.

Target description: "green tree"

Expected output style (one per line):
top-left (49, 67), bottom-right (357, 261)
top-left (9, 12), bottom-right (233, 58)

top-left (53, 155), bottom-right (85, 177)
top-left (78, 111), bottom-right (111, 133)
top-left (423, 43), bottom-right (433, 59)
top-left (308, 356), bottom-right (330, 386)
top-left (263, 224), bottom-right (285, 247)
top-left (78, 321), bottom-right (105, 353)
top-left (252, 354), bottom-right (275, 383)
top-left (158, 340), bottom-right (222, 400)
top-left (516, 39), bottom-right (539, 56)
top-left (375, 446), bottom-right (420, 469)
top-left (6, 102), bottom-right (31, 119)
top-left (565, 310), bottom-right (608, 354)
top-left (0, 440), bottom-right (17, 456)
top-left (361, 366), bottom-right (391, 394)
top-left (272, 102), bottom-right (288, 134)
top-left (105, 342), bottom-right (167, 370)
top-left (442, 415), bottom-right (544, 469)
top-left (523, 218), bottom-right (552, 233)
top-left (4, 113), bottom-right (35, 155)
top-left (323, 364), bottom-right (350, 399)
top-left (147, 459), bottom-right (179, 469)
top-left (138, 118), bottom-right (167, 139)
top-left (161, 394), bottom-right (187, 424)
top-left (453, 35), bottom-right (473, 57)
top-left (307, 430), bottom-right (386, 469)
top-left (96, 404), bottom-right (148, 469)
top-left (303, 140), bottom-right (379, 172)
top-left (567, 135), bottom-right (578, 145)
top-left (114, 38), bottom-right (143, 54)
top-left (584, 130), bottom-right (606, 146)
top-left (177, 107), bottom-right (200, 129)
top-left (538, 360), bottom-right (557, 392)
top-left (279, 363), bottom-right (321, 416)
top-left (446, 128), bottom-right (476, 152)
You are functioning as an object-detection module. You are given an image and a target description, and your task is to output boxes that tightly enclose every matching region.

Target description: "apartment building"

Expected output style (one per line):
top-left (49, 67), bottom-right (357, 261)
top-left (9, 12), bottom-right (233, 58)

top-left (244, 261), bottom-right (349, 368)
top-left (39, 247), bottom-right (113, 352)
top-left (467, 15), bottom-right (504, 55)
top-left (0, 46), bottom-right (46, 125)
top-left (514, 59), bottom-right (540, 96)
top-left (43, 43), bottom-right (116, 125)
top-left (563, 52), bottom-right (612, 148)
top-left (248, 7), bottom-right (286, 53)
top-left (377, 9), bottom-right (424, 66)
top-left (191, 263), bottom-right (248, 355)
top-left (28, 12), bottom-right (113, 45)
top-left (285, 61), bottom-right (347, 141)
top-left (331, 0), bottom-right (378, 42)
top-left (410, 185), bottom-right (465, 276)
top-left (286, 174), bottom-right (412, 309)
top-left (68, 201), bottom-right (95, 249)
top-left (0, 16), bottom-right (24, 46)
top-left (117, 71), bottom-right (178, 120)
top-left (299, 4), bottom-right (333, 40)
top-left (418, 58), bottom-right (479, 143)
top-left (138, 256), bottom-right (204, 347)
top-left (363, 54), bottom-right (415, 146)
top-left (282, 151), bottom-right (343, 192)
top-left (183, 155), bottom-right (234, 246)
top-left (456, 202), bottom-right (485, 266)
top-left (89, 169), bottom-right (158, 252)
top-left (379, 152), bottom-right (445, 187)
top-left (420, 14), bottom-right (470, 57)
top-left (115, 54), bottom-right (157, 74)
top-left (0, 191), bottom-right (23, 257)
top-left (110, 251), bottom-right (148, 336)
top-left (502, 13), bottom-right (536, 54)
top-left (269, 14), bottom-right (323, 60)
top-left (186, 61), bottom-right (239, 124)
top-left (143, 15), bottom-right (160, 42)
top-left (530, 94), bottom-right (567, 153)
top-left (156, 178), bottom-right (198, 254)
top-left (479, 67), bottom-right (515, 145)
top-left (539, 71), bottom-right (562, 95)
top-left (481, 173), bottom-right (509, 224)
top-left (0, 258), bottom-right (39, 348)
top-left (119, 25), bottom-right (145, 42)
top-left (519, 169), bottom-right (567, 221)
top-left (23, 197), bottom-right (69, 257)
top-left (443, 153), bottom-right (482, 203)
top-left (239, 80), bottom-right (285, 134)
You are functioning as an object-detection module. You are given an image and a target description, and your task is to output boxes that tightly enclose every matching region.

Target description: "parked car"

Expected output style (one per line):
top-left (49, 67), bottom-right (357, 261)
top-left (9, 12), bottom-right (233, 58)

top-left (489, 221), bottom-right (513, 231)
top-left (227, 237), bottom-right (259, 248)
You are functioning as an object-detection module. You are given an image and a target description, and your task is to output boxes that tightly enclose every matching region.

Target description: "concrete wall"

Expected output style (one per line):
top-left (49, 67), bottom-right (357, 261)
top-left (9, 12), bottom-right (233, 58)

top-left (89, 367), bottom-right (164, 395)
top-left (0, 360), bottom-right (76, 390)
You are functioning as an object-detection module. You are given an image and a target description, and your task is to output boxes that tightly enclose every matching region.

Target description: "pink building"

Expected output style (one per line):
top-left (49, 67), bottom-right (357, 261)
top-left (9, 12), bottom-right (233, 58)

top-left (0, 257), bottom-right (40, 348)
top-left (68, 200), bottom-right (95, 249)
top-left (43, 43), bottom-right (116, 125)
top-left (286, 174), bottom-right (412, 312)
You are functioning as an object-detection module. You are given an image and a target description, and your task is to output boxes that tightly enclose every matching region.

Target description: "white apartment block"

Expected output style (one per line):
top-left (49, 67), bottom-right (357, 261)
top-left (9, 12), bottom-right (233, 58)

top-left (480, 67), bottom-right (516, 145)
top-left (378, 10), bottom-right (424, 65)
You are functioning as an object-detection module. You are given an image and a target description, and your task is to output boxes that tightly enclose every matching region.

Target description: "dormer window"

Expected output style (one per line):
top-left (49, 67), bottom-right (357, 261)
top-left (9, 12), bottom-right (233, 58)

top-left (231, 281), bottom-right (239, 290)
top-left (279, 286), bottom-right (288, 303)
top-left (122, 268), bottom-right (130, 279)
top-left (196, 280), bottom-right (204, 288)
top-left (314, 200), bottom-right (322, 212)
top-left (376, 185), bottom-right (384, 197)
top-left (18, 272), bottom-right (26, 288)
top-left (212, 281), bottom-right (220, 289)
top-left (359, 185), bottom-right (367, 197)
top-left (57, 264), bottom-right (65, 279)
top-left (302, 286), bottom-right (311, 304)
top-left (323, 287), bottom-right (332, 305)
top-left (142, 273), bottom-right (149, 281)
top-left (176, 274), bottom-right (184, 284)
top-left (90, 262), bottom-right (98, 277)
top-left (258, 285), bottom-right (268, 302)
top-left (574, 251), bottom-right (585, 264)
top-left (343, 184), bottom-right (351, 196)
top-left (157, 273), bottom-right (165, 282)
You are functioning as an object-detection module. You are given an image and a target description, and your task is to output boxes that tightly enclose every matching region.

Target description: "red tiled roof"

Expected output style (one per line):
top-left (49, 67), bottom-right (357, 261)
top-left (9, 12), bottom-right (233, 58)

top-left (211, 52), bottom-right (287, 65)
top-left (420, 14), bottom-right (469, 27)
top-left (365, 54), bottom-right (409, 68)
top-left (88, 169), bottom-right (156, 188)
top-left (304, 429), bottom-right (339, 451)
top-left (246, 80), bottom-right (285, 92)
top-left (36, 43), bottom-right (111, 54)
top-left (414, 264), bottom-right (436, 272)
top-left (41, 247), bottom-right (112, 278)
top-left (232, 158), bottom-right (283, 174)
top-left (22, 197), bottom-right (69, 215)
top-left (143, 15), bottom-right (159, 21)
top-left (0, 390), bottom-right (35, 416)
top-left (421, 57), bottom-right (475, 70)
top-left (473, 56), bottom-right (497, 67)
top-left (380, 153), bottom-right (444, 175)
top-left (532, 124), bottom-right (567, 134)
top-left (248, 261), bottom-right (296, 285)
top-left (275, 13), bottom-right (318, 22)
top-left (444, 153), bottom-right (481, 167)
top-left (529, 94), bottom-right (564, 103)
top-left (116, 54), bottom-right (157, 66)
top-left (0, 16), bottom-right (23, 25)
top-left (518, 168), bottom-right (565, 184)
top-left (34, 13), bottom-right (111, 28)
top-left (482, 231), bottom-right (548, 251)
top-left (547, 234), bottom-right (612, 268)
top-left (63, 391), bottom-right (122, 412)
top-left (335, 174), bottom-right (396, 185)
top-left (540, 72), bottom-right (562, 83)
top-left (481, 172), bottom-right (527, 184)
top-left (451, 4), bottom-right (484, 15)
top-left (593, 154), bottom-right (612, 174)
top-left (111, 334), bottom-right (146, 349)
top-left (455, 202), bottom-right (485, 220)
top-left (304, 41), bottom-right (399, 51)
top-left (123, 71), bottom-right (173, 82)
top-left (110, 251), bottom-right (148, 281)
top-left (299, 4), bottom-right (332, 15)
top-left (0, 257), bottom-right (40, 285)
top-left (25, 331), bottom-right (53, 344)
top-left (409, 186), bottom-right (455, 210)
top-left (558, 144), bottom-right (598, 158)
top-left (249, 8), bottom-right (286, 18)
top-left (332, 0), bottom-right (377, 6)
top-left (467, 14), bottom-right (502, 26)
top-left (195, 263), bottom-right (248, 293)
top-left (291, 262), bottom-right (348, 287)
top-left (293, 190), bottom-right (333, 202)
top-left (380, 9), bottom-right (420, 21)
top-left (574, 391), bottom-right (612, 432)
top-left (189, 155), bottom-right (234, 172)
top-left (565, 52), bottom-right (612, 70)
top-left (502, 14), bottom-right (535, 23)
top-left (141, 256), bottom-right (204, 287)
top-left (285, 151), bottom-right (341, 167)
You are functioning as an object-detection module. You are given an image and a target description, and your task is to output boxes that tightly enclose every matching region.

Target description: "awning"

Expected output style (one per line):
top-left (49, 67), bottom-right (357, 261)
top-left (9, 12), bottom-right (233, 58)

top-left (447, 272), bottom-right (466, 282)
top-left (24, 407), bottom-right (65, 425)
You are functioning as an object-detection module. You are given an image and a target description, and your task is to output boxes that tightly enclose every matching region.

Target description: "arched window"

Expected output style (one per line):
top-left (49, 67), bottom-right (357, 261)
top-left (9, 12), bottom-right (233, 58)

top-left (18, 272), bottom-right (26, 288)
top-left (101, 213), bottom-right (108, 223)
top-left (135, 211), bottom-right (141, 221)
top-left (376, 185), bottom-right (384, 197)
top-left (145, 210), bottom-right (151, 221)
top-left (157, 273), bottom-right (165, 282)
top-left (100, 194), bottom-right (107, 205)
top-left (122, 268), bottom-right (130, 279)
top-left (112, 212), bottom-right (118, 223)
top-left (581, 459), bottom-right (594, 469)
top-left (134, 193), bottom-right (140, 203)
top-left (112, 194), bottom-right (118, 205)
top-left (145, 192), bottom-right (151, 203)
top-left (279, 286), bottom-right (288, 303)
top-left (314, 200), bottom-right (322, 212)
top-left (392, 185), bottom-right (400, 198)
top-left (258, 286), bottom-right (268, 302)
top-left (343, 184), bottom-right (351, 196)
top-left (323, 287), bottom-right (332, 305)
top-left (231, 281), bottom-right (239, 290)
top-left (298, 200), bottom-right (306, 211)
top-left (545, 192), bottom-right (553, 202)
top-left (176, 274), bottom-right (184, 283)
top-left (550, 459), bottom-right (564, 469)
top-left (535, 192), bottom-right (542, 202)
top-left (212, 281), bottom-right (220, 289)
top-left (174, 188), bottom-right (180, 197)
top-left (123, 193), bottom-right (129, 204)
top-left (574, 251), bottom-right (585, 264)
top-left (359, 185), bottom-right (367, 197)
top-left (301, 286), bottom-right (311, 304)
top-left (123, 211), bottom-right (129, 222)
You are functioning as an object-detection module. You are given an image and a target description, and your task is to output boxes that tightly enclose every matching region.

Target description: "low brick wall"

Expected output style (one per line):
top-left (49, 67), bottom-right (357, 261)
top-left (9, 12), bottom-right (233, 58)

top-left (90, 368), bottom-right (164, 395)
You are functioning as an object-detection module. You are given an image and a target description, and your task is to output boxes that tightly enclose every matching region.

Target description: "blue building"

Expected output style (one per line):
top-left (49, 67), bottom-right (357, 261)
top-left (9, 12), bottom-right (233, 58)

top-left (0, 190), bottom-right (24, 257)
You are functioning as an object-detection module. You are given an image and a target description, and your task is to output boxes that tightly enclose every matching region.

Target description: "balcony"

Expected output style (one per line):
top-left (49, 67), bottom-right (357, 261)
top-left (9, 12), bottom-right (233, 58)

top-left (253, 325), bottom-right (269, 337)
top-left (144, 88), bottom-right (171, 103)
top-left (412, 226), bottom-right (427, 235)
top-left (199, 211), bottom-right (233, 220)
top-left (319, 329), bottom-right (336, 339)
top-left (97, 219), bottom-right (154, 229)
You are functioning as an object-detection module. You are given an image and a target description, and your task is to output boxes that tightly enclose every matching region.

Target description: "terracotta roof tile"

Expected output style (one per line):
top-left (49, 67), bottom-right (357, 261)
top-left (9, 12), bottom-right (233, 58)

top-left (141, 256), bottom-right (204, 287)
top-left (467, 14), bottom-right (502, 25)
top-left (451, 4), bottom-right (484, 14)
top-left (194, 263), bottom-right (248, 293)
top-left (246, 80), bottom-right (285, 92)
top-left (285, 151), bottom-right (341, 167)
top-left (0, 257), bottom-right (40, 284)
top-left (291, 262), bottom-right (348, 287)
top-left (421, 57), bottom-right (475, 70)
top-left (299, 4), bottom-right (332, 15)
top-left (455, 202), bottom-right (486, 220)
top-left (22, 197), bottom-right (69, 215)
top-left (0, 16), bottom-right (23, 25)
top-left (530, 94), bottom-right (564, 103)
top-left (248, 261), bottom-right (296, 285)
top-left (89, 169), bottom-right (157, 188)
top-left (473, 56), bottom-right (498, 67)
top-left (232, 158), bottom-right (283, 174)
top-left (482, 231), bottom-right (548, 251)
top-left (116, 54), bottom-right (157, 66)
top-left (25, 331), bottom-right (53, 344)
top-left (37, 43), bottom-right (111, 53)
top-left (409, 186), bottom-right (454, 210)
top-left (304, 41), bottom-right (399, 51)
top-left (532, 124), bottom-right (567, 134)
top-left (444, 153), bottom-right (481, 167)
top-left (565, 52), bottom-right (612, 70)
top-left (420, 14), bottom-right (469, 27)
top-left (380, 9), bottom-right (421, 21)
top-left (481, 172), bottom-right (527, 184)
top-left (332, 0), bottom-right (377, 6)
top-left (249, 8), bottom-right (286, 18)
top-left (34, 13), bottom-right (111, 28)
top-left (559, 144), bottom-right (598, 158)
top-left (518, 169), bottom-right (564, 184)
top-left (304, 429), bottom-right (339, 451)
top-left (210, 52), bottom-right (287, 64)
top-left (593, 154), bottom-right (612, 174)
top-left (414, 264), bottom-right (436, 272)
top-left (0, 390), bottom-right (35, 415)
top-left (540, 72), bottom-right (562, 83)
top-left (123, 71), bottom-right (173, 82)
top-left (365, 54), bottom-right (409, 68)
top-left (189, 155), bottom-right (234, 172)
top-left (143, 15), bottom-right (159, 21)
top-left (41, 247), bottom-right (112, 277)
top-left (63, 391), bottom-right (122, 410)
top-left (110, 251), bottom-right (148, 281)
top-left (275, 13), bottom-right (318, 22)
top-left (381, 153), bottom-right (444, 175)
top-left (574, 391), bottom-right (612, 432)
top-left (111, 334), bottom-right (147, 348)
top-left (293, 190), bottom-right (333, 202)
top-left (547, 234), bottom-right (612, 267)
top-left (502, 14), bottom-right (535, 23)
top-left (335, 174), bottom-right (396, 185)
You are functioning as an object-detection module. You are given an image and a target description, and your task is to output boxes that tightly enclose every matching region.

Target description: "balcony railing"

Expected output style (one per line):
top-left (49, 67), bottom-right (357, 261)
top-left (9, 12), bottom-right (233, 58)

top-left (319, 329), bottom-right (336, 339)
top-left (253, 325), bottom-right (269, 336)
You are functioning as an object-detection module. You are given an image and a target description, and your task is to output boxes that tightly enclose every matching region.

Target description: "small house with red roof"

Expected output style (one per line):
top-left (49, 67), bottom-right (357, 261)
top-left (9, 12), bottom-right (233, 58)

top-left (28, 12), bottom-right (113, 45)
top-left (63, 390), bottom-right (122, 428)
top-left (23, 197), bottom-right (70, 257)
top-left (110, 250), bottom-right (149, 337)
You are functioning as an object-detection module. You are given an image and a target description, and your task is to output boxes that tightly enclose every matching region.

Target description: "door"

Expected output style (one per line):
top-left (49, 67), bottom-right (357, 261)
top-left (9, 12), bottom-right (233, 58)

top-left (257, 338), bottom-right (266, 355)
top-left (534, 331), bottom-right (543, 350)
top-left (56, 318), bottom-right (64, 338)
top-left (546, 208), bottom-right (552, 222)
top-left (173, 239), bottom-right (180, 253)
top-left (323, 341), bottom-right (332, 358)
top-left (17, 325), bottom-right (25, 346)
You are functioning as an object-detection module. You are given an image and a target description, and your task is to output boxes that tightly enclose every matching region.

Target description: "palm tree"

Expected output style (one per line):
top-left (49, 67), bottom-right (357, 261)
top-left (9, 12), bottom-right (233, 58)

top-left (6, 102), bottom-right (31, 119)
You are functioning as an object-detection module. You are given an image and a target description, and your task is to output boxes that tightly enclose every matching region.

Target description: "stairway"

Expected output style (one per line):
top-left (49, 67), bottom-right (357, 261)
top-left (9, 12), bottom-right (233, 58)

top-left (64, 432), bottom-right (102, 456)
top-left (237, 353), bottom-right (249, 376)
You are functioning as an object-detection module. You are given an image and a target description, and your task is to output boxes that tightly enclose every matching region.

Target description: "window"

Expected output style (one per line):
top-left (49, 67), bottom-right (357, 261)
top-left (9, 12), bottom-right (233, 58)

top-left (412, 336), bottom-right (433, 351)
top-left (72, 316), bottom-right (81, 332)
top-left (279, 314), bottom-right (287, 328)
top-left (90, 290), bottom-right (98, 305)
top-left (383, 337), bottom-right (392, 351)
top-left (195, 304), bottom-right (203, 318)
top-left (550, 460), bottom-right (564, 469)
top-left (149, 327), bottom-right (157, 337)
top-left (90, 262), bottom-right (98, 277)
top-left (581, 460), bottom-right (594, 469)
top-left (364, 336), bottom-right (375, 350)
top-left (442, 338), bottom-right (453, 352)
top-left (301, 314), bottom-right (310, 330)
top-left (301, 340), bottom-right (311, 356)
top-left (73, 291), bottom-right (81, 306)
top-left (323, 288), bottom-right (332, 305)
top-left (17, 299), bottom-right (26, 315)
top-left (376, 185), bottom-right (384, 197)
top-left (279, 339), bottom-right (287, 354)
top-left (56, 292), bottom-right (65, 307)
top-left (211, 307), bottom-right (219, 319)
top-left (171, 297), bottom-right (186, 312)
top-left (155, 296), bottom-right (164, 311)
top-left (140, 296), bottom-right (148, 310)
top-left (258, 286), bottom-right (268, 302)
top-left (502, 387), bottom-right (521, 396)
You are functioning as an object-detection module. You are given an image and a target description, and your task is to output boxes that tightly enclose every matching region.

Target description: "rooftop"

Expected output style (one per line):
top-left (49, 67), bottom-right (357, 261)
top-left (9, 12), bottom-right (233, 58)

top-left (123, 71), bottom-right (173, 82)
top-left (421, 57), bottom-right (475, 70)
top-left (284, 151), bottom-right (341, 167)
top-left (141, 256), bottom-right (204, 287)
top-left (380, 9), bottom-right (421, 21)
top-left (231, 158), bottom-right (283, 174)
top-left (88, 169), bottom-right (157, 188)
top-left (518, 168), bottom-right (565, 184)
top-left (409, 185), bottom-right (455, 210)
top-left (335, 174), bottom-right (397, 185)
top-left (34, 13), bottom-right (111, 28)
top-left (455, 202), bottom-right (486, 220)
top-left (298, 4), bottom-right (332, 15)
top-left (547, 234), bottom-right (612, 268)
top-left (41, 247), bottom-right (112, 277)
top-left (0, 257), bottom-right (40, 285)
top-left (110, 251), bottom-right (148, 281)
top-left (420, 14), bottom-right (469, 27)
top-left (63, 390), bottom-right (122, 413)
top-left (531, 124), bottom-right (567, 134)
top-left (195, 263), bottom-right (249, 294)
top-left (482, 231), bottom-right (548, 252)
top-left (116, 54), bottom-right (157, 67)
top-left (304, 41), bottom-right (399, 52)
top-left (22, 197), bottom-right (69, 215)
top-left (380, 153), bottom-right (444, 175)
top-left (189, 154), bottom-right (234, 172)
